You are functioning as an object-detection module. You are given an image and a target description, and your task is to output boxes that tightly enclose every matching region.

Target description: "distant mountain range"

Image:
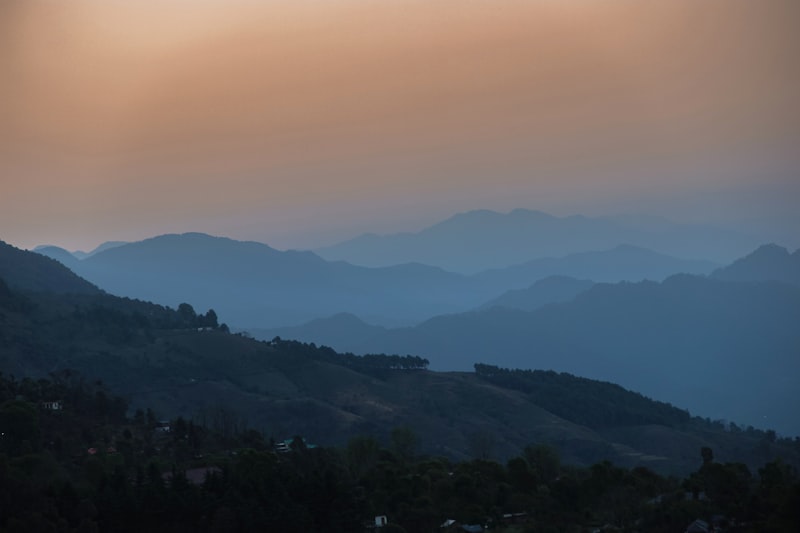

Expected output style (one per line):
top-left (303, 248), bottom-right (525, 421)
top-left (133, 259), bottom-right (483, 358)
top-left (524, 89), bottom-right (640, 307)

top-left (34, 232), bottom-right (476, 328)
top-left (348, 274), bottom-right (800, 436)
top-left (34, 233), bottom-right (720, 329)
top-left (256, 276), bottom-right (595, 350)
top-left (477, 276), bottom-right (595, 312)
top-left (253, 244), bottom-right (800, 435)
top-left (35, 240), bottom-right (128, 260)
top-left (316, 208), bottom-right (757, 273)
top-left (2, 239), bottom-right (797, 474)
top-left (473, 244), bottom-right (718, 289)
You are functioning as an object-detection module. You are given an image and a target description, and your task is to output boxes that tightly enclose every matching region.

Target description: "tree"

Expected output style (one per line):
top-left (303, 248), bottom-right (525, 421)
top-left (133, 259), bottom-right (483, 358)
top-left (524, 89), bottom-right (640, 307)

top-left (701, 446), bottom-right (714, 466)
top-left (507, 457), bottom-right (537, 492)
top-left (391, 426), bottom-right (417, 462)
top-left (702, 462), bottom-right (752, 516)
top-left (346, 436), bottom-right (381, 478)
top-left (524, 444), bottom-right (561, 484)
top-left (201, 309), bottom-right (218, 328)
top-left (0, 400), bottom-right (40, 455)
top-left (177, 303), bottom-right (196, 325)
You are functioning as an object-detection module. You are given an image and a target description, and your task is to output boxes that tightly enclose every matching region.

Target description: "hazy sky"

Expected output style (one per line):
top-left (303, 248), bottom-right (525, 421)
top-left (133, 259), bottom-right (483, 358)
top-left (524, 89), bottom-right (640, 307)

top-left (2, 0), bottom-right (799, 252)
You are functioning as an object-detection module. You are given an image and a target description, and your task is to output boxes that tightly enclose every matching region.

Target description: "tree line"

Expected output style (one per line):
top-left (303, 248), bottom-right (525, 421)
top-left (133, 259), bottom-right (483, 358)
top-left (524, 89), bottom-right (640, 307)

top-left (269, 337), bottom-right (429, 377)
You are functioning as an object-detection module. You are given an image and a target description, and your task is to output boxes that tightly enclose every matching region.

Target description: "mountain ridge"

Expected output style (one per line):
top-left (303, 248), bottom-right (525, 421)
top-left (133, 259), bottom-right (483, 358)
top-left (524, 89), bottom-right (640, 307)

top-left (316, 208), bottom-right (758, 273)
top-left (35, 232), bottom-right (723, 329)
top-left (35, 232), bottom-right (476, 328)
top-left (711, 243), bottom-right (800, 286)
top-left (478, 275), bottom-right (595, 312)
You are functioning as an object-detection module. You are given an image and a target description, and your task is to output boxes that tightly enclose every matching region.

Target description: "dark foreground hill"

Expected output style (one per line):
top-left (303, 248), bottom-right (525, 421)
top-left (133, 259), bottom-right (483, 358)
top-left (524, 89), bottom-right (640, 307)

top-left (4, 370), bottom-right (798, 533)
top-left (1, 241), bottom-right (798, 476)
top-left (0, 240), bottom-right (100, 294)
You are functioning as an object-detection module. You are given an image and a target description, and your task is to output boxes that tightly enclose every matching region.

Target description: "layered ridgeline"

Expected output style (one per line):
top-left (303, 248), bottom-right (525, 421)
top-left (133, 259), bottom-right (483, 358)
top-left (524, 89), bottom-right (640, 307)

top-left (316, 208), bottom-right (752, 273)
top-left (356, 272), bottom-right (800, 436)
top-left (267, 245), bottom-right (800, 436)
top-left (35, 232), bottom-right (471, 328)
top-left (2, 239), bottom-right (797, 475)
top-left (37, 230), bottom-right (798, 436)
top-left (35, 232), bottom-right (718, 329)
top-left (255, 276), bottom-right (596, 352)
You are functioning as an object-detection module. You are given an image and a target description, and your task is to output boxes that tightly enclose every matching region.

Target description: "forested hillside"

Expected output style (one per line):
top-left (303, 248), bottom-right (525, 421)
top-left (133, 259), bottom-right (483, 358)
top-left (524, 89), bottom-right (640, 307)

top-left (2, 372), bottom-right (798, 532)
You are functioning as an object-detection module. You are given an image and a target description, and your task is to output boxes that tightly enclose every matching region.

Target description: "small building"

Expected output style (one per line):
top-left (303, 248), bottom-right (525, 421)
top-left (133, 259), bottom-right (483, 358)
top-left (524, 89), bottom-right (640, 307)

top-left (42, 401), bottom-right (62, 411)
top-left (374, 516), bottom-right (388, 527)
top-left (274, 436), bottom-right (318, 453)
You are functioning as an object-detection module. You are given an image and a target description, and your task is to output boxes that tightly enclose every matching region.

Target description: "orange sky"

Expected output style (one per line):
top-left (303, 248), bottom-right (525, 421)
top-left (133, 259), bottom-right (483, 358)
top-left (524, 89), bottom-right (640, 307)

top-left (2, 0), bottom-right (799, 252)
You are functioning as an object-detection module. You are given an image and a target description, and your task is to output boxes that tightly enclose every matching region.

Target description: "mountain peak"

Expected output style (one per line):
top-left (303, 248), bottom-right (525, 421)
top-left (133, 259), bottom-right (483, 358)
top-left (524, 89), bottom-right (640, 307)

top-left (749, 243), bottom-right (790, 259)
top-left (711, 243), bottom-right (799, 286)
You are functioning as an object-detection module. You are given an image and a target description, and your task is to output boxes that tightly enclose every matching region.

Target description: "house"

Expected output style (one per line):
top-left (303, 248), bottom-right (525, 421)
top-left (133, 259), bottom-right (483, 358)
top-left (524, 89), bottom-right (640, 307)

top-left (42, 401), bottom-right (62, 411)
top-left (274, 436), bottom-right (318, 453)
top-left (363, 515), bottom-right (389, 532)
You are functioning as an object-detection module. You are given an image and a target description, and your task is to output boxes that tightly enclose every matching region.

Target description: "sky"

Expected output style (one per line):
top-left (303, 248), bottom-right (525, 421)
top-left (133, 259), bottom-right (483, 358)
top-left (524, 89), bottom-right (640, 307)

top-left (2, 0), bottom-right (799, 253)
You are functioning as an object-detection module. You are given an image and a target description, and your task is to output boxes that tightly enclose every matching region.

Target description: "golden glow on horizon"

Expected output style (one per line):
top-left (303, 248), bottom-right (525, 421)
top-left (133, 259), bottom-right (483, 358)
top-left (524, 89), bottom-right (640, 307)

top-left (1, 0), bottom-right (798, 251)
